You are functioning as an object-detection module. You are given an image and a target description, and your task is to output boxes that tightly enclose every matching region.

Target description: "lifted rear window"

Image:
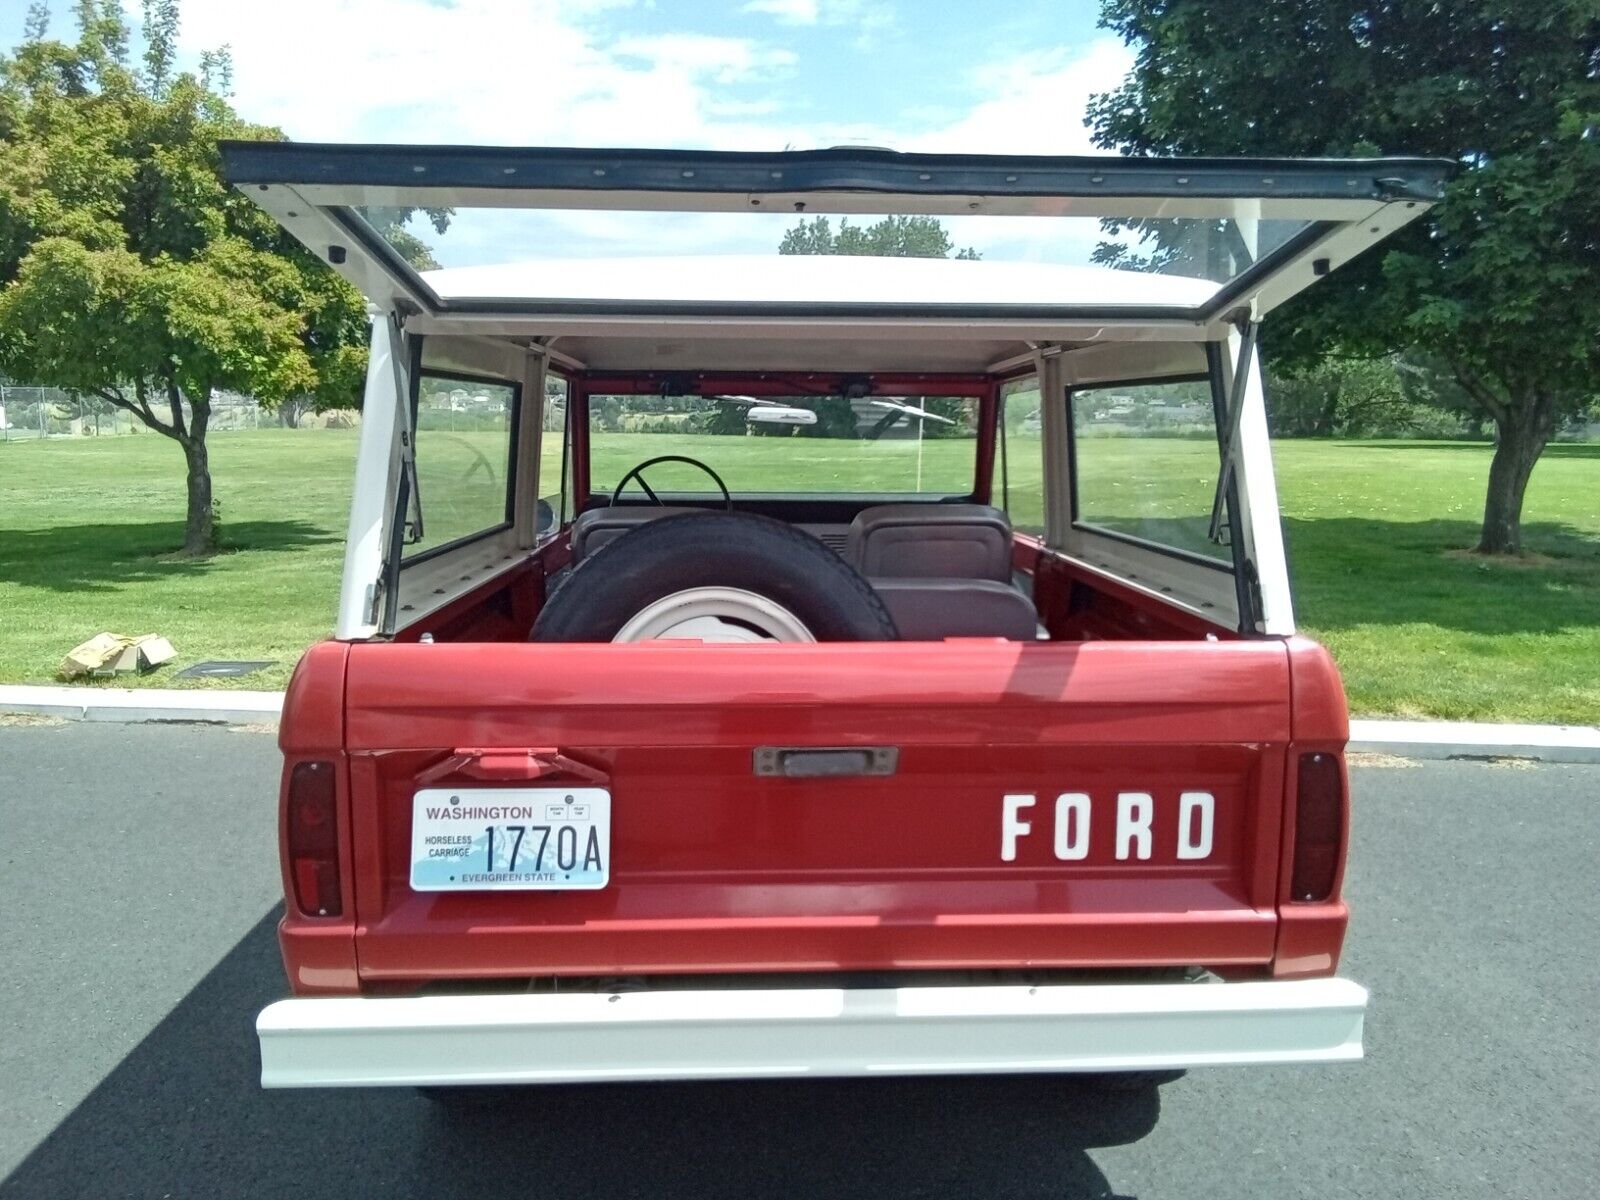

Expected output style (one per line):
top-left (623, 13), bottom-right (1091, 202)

top-left (587, 394), bottom-right (978, 496)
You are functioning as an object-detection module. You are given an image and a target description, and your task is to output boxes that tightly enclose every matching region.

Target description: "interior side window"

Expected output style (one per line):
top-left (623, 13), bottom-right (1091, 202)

top-left (1069, 377), bottom-right (1231, 564)
top-left (997, 376), bottom-right (1045, 536)
top-left (407, 372), bottom-right (518, 559)
top-left (539, 374), bottom-right (571, 536)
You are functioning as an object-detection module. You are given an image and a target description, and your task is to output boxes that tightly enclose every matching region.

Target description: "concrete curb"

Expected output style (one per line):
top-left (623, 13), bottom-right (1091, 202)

top-left (2, 685), bottom-right (1597, 763)
top-left (0, 684), bottom-right (282, 726)
top-left (1348, 718), bottom-right (1600, 765)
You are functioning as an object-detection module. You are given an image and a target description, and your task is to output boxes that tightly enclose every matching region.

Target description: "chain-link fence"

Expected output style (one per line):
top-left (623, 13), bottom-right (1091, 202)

top-left (0, 386), bottom-right (266, 440)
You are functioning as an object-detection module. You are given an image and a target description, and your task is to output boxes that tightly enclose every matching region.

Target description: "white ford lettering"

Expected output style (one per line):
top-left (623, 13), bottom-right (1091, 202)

top-left (1115, 792), bottom-right (1154, 861)
top-left (1000, 791), bottom-right (1215, 862)
top-left (1000, 794), bottom-right (1035, 862)
top-left (1177, 791), bottom-right (1215, 860)
top-left (1053, 793), bottom-right (1091, 860)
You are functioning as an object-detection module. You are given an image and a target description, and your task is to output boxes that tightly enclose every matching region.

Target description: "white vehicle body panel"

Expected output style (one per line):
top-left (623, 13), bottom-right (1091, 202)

top-left (424, 256), bottom-right (1221, 309)
top-left (259, 978), bottom-right (1367, 1088)
top-left (335, 316), bottom-right (403, 641)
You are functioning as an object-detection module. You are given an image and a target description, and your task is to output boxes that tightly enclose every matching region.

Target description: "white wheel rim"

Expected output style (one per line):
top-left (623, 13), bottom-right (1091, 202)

top-left (612, 587), bottom-right (816, 643)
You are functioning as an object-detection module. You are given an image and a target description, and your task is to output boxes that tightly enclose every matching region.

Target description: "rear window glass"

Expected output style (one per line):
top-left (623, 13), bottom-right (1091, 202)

top-left (407, 373), bottom-right (517, 557)
top-left (1070, 378), bottom-right (1231, 564)
top-left (587, 394), bottom-right (977, 496)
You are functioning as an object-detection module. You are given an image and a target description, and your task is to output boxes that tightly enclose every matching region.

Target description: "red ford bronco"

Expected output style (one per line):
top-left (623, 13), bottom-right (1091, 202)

top-left (221, 143), bottom-right (1453, 1090)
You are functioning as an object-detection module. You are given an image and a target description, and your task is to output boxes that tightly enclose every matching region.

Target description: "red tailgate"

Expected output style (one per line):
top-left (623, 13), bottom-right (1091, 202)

top-left (338, 639), bottom-right (1293, 985)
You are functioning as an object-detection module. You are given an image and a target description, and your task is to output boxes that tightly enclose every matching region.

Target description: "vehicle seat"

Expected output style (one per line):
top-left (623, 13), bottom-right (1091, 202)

top-left (872, 578), bottom-right (1040, 641)
top-left (847, 504), bottom-right (1013, 581)
top-left (570, 506), bottom-right (697, 561)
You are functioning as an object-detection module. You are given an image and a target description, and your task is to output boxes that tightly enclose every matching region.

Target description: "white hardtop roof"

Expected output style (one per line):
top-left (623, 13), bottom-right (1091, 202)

top-left (423, 255), bottom-right (1221, 309)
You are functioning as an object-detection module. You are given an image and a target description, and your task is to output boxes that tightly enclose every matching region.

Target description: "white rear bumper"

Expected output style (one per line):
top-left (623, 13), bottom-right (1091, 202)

top-left (257, 977), bottom-right (1366, 1088)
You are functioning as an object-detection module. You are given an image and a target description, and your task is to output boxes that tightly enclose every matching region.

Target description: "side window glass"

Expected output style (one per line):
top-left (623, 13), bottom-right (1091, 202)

top-left (407, 373), bottom-right (517, 558)
top-left (998, 376), bottom-right (1045, 536)
top-left (1069, 378), bottom-right (1230, 563)
top-left (539, 374), bottom-right (570, 536)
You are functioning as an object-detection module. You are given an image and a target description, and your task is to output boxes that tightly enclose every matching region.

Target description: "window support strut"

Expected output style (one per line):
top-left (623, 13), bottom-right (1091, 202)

top-left (1208, 319), bottom-right (1259, 544)
top-left (389, 312), bottom-right (424, 544)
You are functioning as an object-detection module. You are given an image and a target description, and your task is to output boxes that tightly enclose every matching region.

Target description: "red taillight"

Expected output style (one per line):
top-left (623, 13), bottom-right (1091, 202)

top-left (1291, 752), bottom-right (1345, 902)
top-left (286, 760), bottom-right (342, 917)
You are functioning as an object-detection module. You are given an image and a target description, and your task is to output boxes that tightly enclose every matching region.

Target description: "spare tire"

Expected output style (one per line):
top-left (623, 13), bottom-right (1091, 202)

top-left (533, 512), bottom-right (899, 643)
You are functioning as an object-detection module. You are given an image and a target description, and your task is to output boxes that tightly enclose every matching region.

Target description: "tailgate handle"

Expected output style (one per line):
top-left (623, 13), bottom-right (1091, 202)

top-left (753, 747), bottom-right (898, 778)
top-left (418, 748), bottom-right (609, 785)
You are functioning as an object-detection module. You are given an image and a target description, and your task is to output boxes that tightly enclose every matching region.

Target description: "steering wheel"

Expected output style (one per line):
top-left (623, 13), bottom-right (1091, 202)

top-left (609, 455), bottom-right (733, 510)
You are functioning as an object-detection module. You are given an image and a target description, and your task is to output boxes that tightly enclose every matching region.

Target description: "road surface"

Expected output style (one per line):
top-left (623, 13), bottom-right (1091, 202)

top-left (0, 722), bottom-right (1595, 1199)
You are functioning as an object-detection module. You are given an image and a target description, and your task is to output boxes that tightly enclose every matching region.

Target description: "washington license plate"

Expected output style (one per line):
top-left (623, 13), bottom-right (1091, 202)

top-left (409, 787), bottom-right (611, 891)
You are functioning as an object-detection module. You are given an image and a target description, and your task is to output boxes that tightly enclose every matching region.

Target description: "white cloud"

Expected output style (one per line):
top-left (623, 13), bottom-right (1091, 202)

top-left (903, 39), bottom-right (1135, 157)
top-left (740, 0), bottom-right (819, 23)
top-left (610, 34), bottom-right (797, 85)
top-left (740, 0), bottom-right (893, 45)
top-left (160, 3), bottom-right (1132, 266)
top-left (171, 0), bottom-right (794, 149)
top-left (165, 1), bottom-right (1123, 157)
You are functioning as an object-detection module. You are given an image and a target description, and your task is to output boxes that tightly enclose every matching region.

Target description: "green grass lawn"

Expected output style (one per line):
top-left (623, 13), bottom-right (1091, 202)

top-left (1, 428), bottom-right (1596, 723)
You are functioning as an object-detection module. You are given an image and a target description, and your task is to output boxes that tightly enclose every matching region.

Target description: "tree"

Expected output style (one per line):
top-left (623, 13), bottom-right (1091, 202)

top-left (779, 214), bottom-right (981, 259)
top-left (1088, 1), bottom-right (1600, 554)
top-left (0, 1), bottom-right (373, 554)
top-left (776, 215), bottom-right (981, 439)
top-left (1265, 357), bottom-right (1436, 439)
top-left (364, 207), bottom-right (453, 272)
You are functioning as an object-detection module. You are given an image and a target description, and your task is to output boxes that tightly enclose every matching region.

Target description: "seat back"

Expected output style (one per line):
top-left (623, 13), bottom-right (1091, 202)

top-left (570, 506), bottom-right (697, 561)
top-left (872, 578), bottom-right (1039, 641)
top-left (847, 504), bottom-right (1013, 581)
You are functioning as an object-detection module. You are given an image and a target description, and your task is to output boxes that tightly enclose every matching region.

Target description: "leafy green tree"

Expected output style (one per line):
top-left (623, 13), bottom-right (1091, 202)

top-left (0, 1), bottom-right (372, 555)
top-left (777, 216), bottom-right (980, 438)
top-left (363, 207), bottom-right (453, 272)
top-left (1266, 357), bottom-right (1437, 439)
top-left (1088, 1), bottom-right (1600, 554)
top-left (780, 214), bottom-right (980, 259)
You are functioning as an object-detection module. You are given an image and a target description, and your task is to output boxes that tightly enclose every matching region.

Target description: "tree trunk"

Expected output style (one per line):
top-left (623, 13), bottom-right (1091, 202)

top-left (179, 391), bottom-right (215, 556)
top-left (279, 396), bottom-right (311, 428)
top-left (1476, 395), bottom-right (1554, 556)
top-left (1315, 378), bottom-right (1342, 438)
top-left (181, 434), bottom-right (214, 555)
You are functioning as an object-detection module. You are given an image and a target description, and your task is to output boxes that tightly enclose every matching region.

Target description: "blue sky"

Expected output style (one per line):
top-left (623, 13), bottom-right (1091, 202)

top-left (1, 1), bottom-right (1121, 150)
top-left (0, 1), bottom-right (1137, 265)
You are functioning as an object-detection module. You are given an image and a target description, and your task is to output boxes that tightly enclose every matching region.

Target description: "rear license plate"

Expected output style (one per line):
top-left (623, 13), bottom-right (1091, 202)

top-left (409, 787), bottom-right (611, 891)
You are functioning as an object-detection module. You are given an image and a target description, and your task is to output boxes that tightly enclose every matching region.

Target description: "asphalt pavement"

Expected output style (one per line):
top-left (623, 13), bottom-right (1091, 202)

top-left (0, 721), bottom-right (1595, 1199)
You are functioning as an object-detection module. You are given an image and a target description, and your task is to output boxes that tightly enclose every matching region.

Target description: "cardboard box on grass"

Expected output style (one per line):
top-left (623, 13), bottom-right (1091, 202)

top-left (58, 633), bottom-right (177, 679)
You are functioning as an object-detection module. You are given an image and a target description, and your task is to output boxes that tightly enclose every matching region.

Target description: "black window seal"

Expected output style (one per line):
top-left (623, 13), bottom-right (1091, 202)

top-left (220, 142), bottom-right (1459, 202)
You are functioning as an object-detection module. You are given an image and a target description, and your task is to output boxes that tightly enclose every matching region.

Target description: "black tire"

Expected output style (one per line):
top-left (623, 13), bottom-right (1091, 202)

top-left (1074, 1069), bottom-right (1187, 1091)
top-left (416, 1085), bottom-right (509, 1111)
top-left (533, 512), bottom-right (899, 643)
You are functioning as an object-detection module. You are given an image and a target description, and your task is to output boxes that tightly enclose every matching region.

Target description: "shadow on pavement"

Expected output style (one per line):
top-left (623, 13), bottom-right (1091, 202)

top-left (2, 908), bottom-right (1164, 1200)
